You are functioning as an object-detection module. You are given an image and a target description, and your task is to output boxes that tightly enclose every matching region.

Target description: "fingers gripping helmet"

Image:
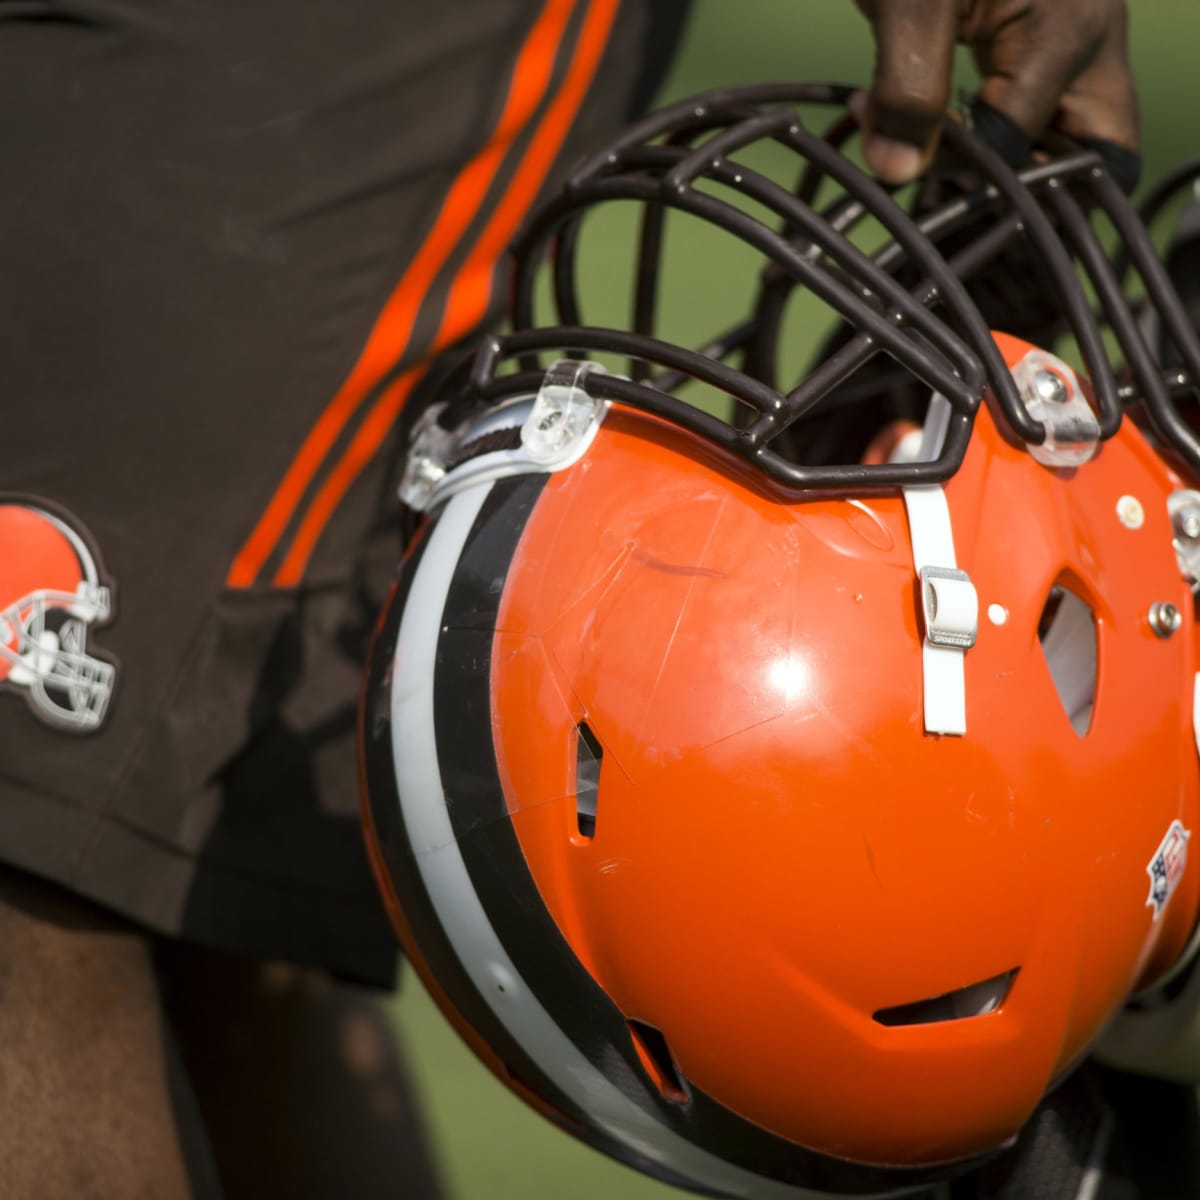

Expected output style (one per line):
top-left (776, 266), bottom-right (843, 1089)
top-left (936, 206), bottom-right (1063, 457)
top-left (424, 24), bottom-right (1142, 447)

top-left (0, 499), bottom-right (115, 731)
top-left (361, 85), bottom-right (1200, 1195)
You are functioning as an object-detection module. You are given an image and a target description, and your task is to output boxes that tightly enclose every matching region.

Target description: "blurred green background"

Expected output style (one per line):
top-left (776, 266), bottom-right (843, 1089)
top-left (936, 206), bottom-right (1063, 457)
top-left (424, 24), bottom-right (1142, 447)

top-left (387, 3), bottom-right (1199, 1197)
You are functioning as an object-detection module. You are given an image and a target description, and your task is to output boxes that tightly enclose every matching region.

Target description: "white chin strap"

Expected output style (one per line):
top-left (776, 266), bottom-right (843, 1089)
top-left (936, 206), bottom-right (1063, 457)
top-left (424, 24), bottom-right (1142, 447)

top-left (903, 486), bottom-right (977, 735)
top-left (902, 398), bottom-right (978, 737)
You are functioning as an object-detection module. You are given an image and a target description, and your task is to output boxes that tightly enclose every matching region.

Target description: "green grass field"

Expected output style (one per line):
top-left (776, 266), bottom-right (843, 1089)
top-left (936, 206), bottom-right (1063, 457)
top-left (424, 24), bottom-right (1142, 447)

top-left (387, 4), bottom-right (1200, 1196)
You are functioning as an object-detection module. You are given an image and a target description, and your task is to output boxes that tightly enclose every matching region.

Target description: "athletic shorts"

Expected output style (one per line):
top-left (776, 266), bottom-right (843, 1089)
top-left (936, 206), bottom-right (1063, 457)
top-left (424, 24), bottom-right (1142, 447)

top-left (0, 0), bottom-right (688, 986)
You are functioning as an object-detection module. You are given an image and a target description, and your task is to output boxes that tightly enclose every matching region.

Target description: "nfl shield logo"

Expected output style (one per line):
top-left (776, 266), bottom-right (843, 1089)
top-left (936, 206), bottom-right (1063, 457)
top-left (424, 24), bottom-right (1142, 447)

top-left (1146, 820), bottom-right (1191, 921)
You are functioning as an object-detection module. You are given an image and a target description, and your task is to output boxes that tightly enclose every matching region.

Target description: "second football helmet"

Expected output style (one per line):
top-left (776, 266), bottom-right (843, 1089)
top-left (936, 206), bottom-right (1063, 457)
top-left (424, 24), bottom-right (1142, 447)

top-left (362, 85), bottom-right (1200, 1195)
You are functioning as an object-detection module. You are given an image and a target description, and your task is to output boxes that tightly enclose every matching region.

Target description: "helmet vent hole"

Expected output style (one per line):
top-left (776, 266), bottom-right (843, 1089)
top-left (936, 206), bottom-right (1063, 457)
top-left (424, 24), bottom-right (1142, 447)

top-left (575, 721), bottom-right (602, 838)
top-left (873, 969), bottom-right (1017, 1027)
top-left (1037, 583), bottom-right (1097, 736)
top-left (627, 1019), bottom-right (689, 1104)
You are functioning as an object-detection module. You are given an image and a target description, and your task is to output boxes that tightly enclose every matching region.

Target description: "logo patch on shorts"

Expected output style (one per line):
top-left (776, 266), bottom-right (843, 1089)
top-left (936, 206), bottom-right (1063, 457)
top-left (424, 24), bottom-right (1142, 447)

top-left (1146, 819), bottom-right (1190, 921)
top-left (0, 497), bottom-right (117, 732)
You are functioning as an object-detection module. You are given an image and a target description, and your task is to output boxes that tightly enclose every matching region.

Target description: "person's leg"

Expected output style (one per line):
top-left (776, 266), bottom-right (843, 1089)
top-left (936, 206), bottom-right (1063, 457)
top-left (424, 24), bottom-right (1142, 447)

top-left (156, 945), bottom-right (443, 1200)
top-left (0, 865), bottom-right (215, 1200)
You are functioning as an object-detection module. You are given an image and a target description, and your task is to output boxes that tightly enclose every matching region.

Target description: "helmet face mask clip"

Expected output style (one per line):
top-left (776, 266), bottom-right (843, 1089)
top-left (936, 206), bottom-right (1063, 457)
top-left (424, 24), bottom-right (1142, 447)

top-left (400, 359), bottom-right (610, 513)
top-left (362, 84), bottom-right (1200, 1197)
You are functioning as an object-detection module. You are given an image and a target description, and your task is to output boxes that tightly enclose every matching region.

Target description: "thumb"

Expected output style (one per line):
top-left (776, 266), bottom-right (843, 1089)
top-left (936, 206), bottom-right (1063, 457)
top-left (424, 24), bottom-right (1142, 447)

top-left (860, 0), bottom-right (961, 183)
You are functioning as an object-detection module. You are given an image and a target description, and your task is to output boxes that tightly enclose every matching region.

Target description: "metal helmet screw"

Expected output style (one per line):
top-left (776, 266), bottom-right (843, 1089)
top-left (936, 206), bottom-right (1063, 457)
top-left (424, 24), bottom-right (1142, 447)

top-left (1033, 370), bottom-right (1069, 405)
top-left (1148, 602), bottom-right (1183, 639)
top-left (1176, 506), bottom-right (1200, 542)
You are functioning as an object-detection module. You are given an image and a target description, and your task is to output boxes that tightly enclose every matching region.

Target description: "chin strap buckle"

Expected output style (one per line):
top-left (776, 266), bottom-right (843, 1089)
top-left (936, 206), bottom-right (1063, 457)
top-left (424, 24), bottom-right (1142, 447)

top-left (920, 566), bottom-right (979, 650)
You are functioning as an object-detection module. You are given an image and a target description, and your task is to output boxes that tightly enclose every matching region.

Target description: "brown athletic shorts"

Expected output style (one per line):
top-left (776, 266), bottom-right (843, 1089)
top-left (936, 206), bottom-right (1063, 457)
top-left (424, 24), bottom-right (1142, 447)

top-left (0, 0), bottom-right (688, 985)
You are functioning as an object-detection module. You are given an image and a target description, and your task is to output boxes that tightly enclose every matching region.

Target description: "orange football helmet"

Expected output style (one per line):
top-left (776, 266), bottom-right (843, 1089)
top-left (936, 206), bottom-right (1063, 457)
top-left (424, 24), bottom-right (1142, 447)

top-left (361, 85), bottom-right (1200, 1195)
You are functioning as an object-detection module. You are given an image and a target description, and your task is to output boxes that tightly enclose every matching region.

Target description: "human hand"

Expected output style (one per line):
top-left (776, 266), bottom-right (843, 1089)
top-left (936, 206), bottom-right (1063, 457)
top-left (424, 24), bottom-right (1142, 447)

top-left (853, 0), bottom-right (1138, 184)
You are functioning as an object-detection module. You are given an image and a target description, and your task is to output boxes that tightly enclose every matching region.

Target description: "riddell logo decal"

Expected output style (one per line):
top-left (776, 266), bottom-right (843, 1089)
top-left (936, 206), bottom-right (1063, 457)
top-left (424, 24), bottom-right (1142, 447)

top-left (0, 498), bottom-right (117, 733)
top-left (1146, 820), bottom-right (1190, 921)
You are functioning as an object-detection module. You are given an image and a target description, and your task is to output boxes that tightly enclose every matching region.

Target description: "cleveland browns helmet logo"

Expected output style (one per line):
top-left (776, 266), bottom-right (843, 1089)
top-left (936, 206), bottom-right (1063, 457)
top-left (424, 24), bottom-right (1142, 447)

top-left (0, 498), bottom-right (116, 732)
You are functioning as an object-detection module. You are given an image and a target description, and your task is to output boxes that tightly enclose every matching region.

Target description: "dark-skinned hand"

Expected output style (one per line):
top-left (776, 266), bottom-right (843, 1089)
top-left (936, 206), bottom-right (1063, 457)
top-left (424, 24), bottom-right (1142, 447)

top-left (854, 0), bottom-right (1138, 183)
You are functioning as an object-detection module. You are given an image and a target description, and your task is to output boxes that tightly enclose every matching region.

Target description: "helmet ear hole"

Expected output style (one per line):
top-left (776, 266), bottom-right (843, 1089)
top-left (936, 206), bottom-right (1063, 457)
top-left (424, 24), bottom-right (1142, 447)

top-left (575, 721), bottom-right (603, 838)
top-left (1037, 582), bottom-right (1097, 737)
top-left (627, 1019), bottom-right (689, 1105)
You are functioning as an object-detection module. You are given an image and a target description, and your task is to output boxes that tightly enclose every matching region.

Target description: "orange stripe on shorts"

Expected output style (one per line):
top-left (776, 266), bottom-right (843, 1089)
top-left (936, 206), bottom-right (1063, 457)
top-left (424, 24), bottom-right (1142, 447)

top-left (226, 0), bottom-right (581, 588)
top-left (270, 0), bottom-right (621, 587)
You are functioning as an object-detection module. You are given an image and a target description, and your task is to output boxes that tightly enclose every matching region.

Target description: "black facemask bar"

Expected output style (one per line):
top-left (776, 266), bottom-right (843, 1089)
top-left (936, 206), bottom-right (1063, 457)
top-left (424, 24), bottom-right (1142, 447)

top-left (446, 83), bottom-right (1200, 491)
top-left (1117, 155), bottom-right (1200, 390)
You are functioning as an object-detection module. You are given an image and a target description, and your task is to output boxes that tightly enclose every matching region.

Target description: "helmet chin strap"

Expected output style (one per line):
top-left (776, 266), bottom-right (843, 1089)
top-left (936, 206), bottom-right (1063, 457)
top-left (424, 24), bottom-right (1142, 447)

top-left (903, 394), bottom-right (978, 737)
